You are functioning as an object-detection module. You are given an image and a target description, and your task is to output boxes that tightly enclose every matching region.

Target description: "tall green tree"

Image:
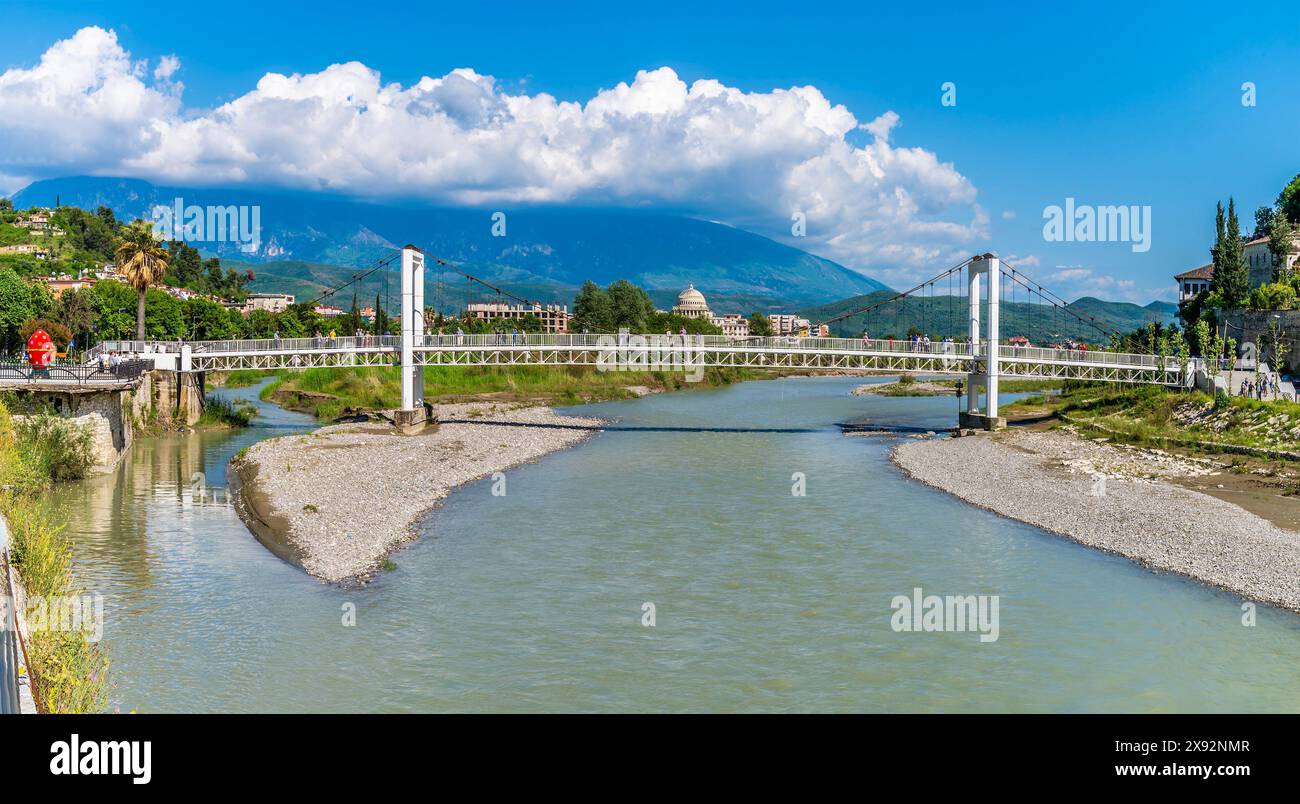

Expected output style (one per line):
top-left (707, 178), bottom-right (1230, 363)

top-left (1269, 207), bottom-right (1295, 282)
top-left (1279, 173), bottom-right (1300, 224)
top-left (0, 267), bottom-right (35, 353)
top-left (1214, 198), bottom-right (1250, 309)
top-left (115, 221), bottom-right (169, 340)
top-left (606, 279), bottom-right (655, 331)
top-left (1254, 206), bottom-right (1274, 238)
top-left (748, 312), bottom-right (773, 337)
top-left (572, 281), bottom-right (613, 332)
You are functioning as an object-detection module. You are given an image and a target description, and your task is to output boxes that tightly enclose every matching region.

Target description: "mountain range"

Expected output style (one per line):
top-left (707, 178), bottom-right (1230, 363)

top-left (11, 176), bottom-right (1178, 333)
top-left (12, 176), bottom-right (888, 313)
top-left (801, 292), bottom-right (1179, 343)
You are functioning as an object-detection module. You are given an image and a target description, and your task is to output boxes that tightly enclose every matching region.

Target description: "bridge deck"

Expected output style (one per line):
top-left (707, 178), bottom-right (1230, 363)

top-left (88, 335), bottom-right (1183, 385)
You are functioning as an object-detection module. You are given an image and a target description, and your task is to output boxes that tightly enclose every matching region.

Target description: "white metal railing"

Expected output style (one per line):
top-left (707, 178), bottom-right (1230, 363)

top-left (88, 334), bottom-right (1177, 371)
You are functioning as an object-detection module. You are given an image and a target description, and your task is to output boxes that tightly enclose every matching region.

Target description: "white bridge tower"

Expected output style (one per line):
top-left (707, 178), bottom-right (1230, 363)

top-left (961, 253), bottom-right (1004, 430)
top-left (399, 244), bottom-right (426, 419)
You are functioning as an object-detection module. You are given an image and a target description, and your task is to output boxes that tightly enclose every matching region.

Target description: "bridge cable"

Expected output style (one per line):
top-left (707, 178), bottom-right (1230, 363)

top-left (818, 256), bottom-right (976, 329)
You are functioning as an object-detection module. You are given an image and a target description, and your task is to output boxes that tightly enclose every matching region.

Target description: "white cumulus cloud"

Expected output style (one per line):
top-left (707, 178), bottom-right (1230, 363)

top-left (0, 26), bottom-right (987, 279)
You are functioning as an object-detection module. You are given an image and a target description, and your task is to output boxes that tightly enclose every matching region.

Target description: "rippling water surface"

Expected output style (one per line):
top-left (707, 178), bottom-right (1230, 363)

top-left (50, 376), bottom-right (1300, 712)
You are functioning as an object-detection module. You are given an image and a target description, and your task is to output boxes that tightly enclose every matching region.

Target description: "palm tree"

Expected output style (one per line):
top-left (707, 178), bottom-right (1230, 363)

top-left (115, 221), bottom-right (169, 340)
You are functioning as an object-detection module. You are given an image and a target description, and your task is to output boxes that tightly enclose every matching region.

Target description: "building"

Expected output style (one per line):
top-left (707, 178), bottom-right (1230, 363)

top-left (712, 313), bottom-right (750, 338)
top-left (163, 285), bottom-right (200, 301)
top-left (31, 275), bottom-right (95, 297)
top-left (1175, 264), bottom-right (1213, 301)
top-left (1176, 236), bottom-right (1300, 300)
top-left (466, 301), bottom-right (571, 333)
top-left (242, 293), bottom-right (295, 314)
top-left (672, 285), bottom-right (712, 320)
top-left (314, 305), bottom-right (344, 317)
top-left (15, 213), bottom-right (51, 231)
top-left (768, 313), bottom-right (813, 337)
top-left (0, 243), bottom-right (50, 260)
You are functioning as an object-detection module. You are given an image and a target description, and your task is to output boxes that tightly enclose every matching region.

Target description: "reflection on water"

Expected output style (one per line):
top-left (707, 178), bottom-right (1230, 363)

top-left (49, 375), bottom-right (1300, 712)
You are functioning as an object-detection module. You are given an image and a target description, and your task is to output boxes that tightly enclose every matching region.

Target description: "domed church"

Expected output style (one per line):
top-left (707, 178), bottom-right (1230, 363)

top-left (672, 284), bottom-right (712, 319)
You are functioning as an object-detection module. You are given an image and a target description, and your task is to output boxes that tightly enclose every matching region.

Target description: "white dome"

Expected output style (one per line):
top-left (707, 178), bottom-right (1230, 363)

top-left (676, 284), bottom-right (708, 308)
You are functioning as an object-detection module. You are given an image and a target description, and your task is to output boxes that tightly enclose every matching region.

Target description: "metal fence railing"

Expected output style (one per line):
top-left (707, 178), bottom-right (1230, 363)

top-left (1, 515), bottom-right (23, 715)
top-left (87, 334), bottom-right (1176, 370)
top-left (0, 359), bottom-right (153, 385)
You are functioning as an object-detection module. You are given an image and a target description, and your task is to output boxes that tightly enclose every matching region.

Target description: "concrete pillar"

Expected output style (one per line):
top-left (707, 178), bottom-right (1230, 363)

top-left (984, 255), bottom-right (1000, 418)
top-left (967, 263), bottom-right (981, 415)
top-left (400, 245), bottom-right (425, 411)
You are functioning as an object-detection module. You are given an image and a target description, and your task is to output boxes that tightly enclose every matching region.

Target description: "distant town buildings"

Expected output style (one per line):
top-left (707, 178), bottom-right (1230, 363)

top-left (466, 301), bottom-right (570, 333)
top-left (314, 305), bottom-right (344, 317)
top-left (0, 243), bottom-right (50, 259)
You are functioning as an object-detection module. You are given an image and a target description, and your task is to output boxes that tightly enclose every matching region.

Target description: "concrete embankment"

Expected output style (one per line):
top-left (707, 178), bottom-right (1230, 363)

top-left (230, 403), bottom-right (605, 583)
top-left (893, 430), bottom-right (1300, 612)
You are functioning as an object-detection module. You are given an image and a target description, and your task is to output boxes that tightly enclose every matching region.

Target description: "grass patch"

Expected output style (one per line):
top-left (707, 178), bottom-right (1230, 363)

top-left (216, 369), bottom-right (280, 389)
top-left (197, 395), bottom-right (257, 428)
top-left (261, 364), bottom-right (775, 419)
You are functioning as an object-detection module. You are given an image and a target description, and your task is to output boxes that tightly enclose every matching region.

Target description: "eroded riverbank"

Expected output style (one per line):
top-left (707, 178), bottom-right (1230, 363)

top-left (231, 403), bottom-right (605, 583)
top-left (893, 429), bottom-right (1300, 612)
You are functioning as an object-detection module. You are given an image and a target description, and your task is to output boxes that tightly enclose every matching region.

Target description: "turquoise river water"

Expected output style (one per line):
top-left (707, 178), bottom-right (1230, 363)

top-left (47, 376), bottom-right (1300, 712)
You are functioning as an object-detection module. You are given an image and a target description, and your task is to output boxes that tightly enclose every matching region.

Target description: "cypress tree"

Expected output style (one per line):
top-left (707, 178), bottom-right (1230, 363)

top-left (1218, 198), bottom-right (1249, 308)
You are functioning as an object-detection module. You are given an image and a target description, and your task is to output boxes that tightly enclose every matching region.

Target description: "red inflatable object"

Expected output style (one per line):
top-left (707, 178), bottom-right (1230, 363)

top-left (26, 328), bottom-right (54, 369)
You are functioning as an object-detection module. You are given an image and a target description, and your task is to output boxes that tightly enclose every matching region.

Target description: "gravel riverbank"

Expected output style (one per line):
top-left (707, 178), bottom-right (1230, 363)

top-left (893, 430), bottom-right (1300, 611)
top-left (231, 403), bottom-right (605, 583)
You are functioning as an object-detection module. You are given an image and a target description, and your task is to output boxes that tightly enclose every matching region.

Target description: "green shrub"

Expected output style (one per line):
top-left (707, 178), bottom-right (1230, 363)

top-left (15, 413), bottom-right (96, 481)
top-left (198, 395), bottom-right (254, 428)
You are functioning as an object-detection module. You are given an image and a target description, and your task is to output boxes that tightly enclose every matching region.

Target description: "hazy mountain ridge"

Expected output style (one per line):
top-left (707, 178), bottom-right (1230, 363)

top-left (800, 292), bottom-right (1179, 344)
top-left (12, 176), bottom-right (889, 309)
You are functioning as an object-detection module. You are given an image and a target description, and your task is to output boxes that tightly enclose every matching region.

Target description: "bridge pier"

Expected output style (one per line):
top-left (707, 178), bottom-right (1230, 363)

top-left (400, 245), bottom-right (426, 414)
top-left (961, 254), bottom-right (1005, 430)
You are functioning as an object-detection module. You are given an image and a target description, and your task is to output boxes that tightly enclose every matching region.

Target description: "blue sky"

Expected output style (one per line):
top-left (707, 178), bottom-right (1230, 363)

top-left (1, 0), bottom-right (1297, 303)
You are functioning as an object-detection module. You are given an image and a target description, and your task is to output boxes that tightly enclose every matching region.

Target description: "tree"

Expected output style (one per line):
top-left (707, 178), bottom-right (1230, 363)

top-left (1210, 201), bottom-right (1226, 277)
top-left (115, 221), bottom-right (169, 340)
top-left (95, 205), bottom-right (117, 231)
top-left (1269, 207), bottom-right (1295, 282)
top-left (571, 281), bottom-right (612, 332)
top-left (19, 319), bottom-right (73, 352)
top-left (1279, 173), bottom-right (1300, 224)
top-left (748, 312), bottom-right (773, 337)
top-left (606, 279), bottom-right (655, 331)
top-left (373, 294), bottom-right (388, 335)
top-left (0, 198), bottom-right (12, 212)
top-left (1254, 206), bottom-right (1274, 239)
top-left (1214, 199), bottom-right (1249, 309)
top-left (0, 267), bottom-right (35, 353)
top-left (89, 280), bottom-right (138, 340)
top-left (1171, 329), bottom-right (1190, 381)
top-left (57, 287), bottom-right (95, 348)
top-left (1192, 318), bottom-right (1211, 358)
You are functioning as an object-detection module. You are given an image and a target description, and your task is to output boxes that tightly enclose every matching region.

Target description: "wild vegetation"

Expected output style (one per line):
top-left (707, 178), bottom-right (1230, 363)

top-left (0, 397), bottom-right (109, 713)
top-left (252, 364), bottom-right (772, 419)
top-left (1004, 382), bottom-right (1300, 455)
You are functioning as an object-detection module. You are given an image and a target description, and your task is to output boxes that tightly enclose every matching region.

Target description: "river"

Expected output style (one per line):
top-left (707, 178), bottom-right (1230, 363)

top-left (48, 376), bottom-right (1300, 712)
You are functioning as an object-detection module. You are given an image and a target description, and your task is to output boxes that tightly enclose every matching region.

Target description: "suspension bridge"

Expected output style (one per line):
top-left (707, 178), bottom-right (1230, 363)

top-left (74, 249), bottom-right (1187, 429)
